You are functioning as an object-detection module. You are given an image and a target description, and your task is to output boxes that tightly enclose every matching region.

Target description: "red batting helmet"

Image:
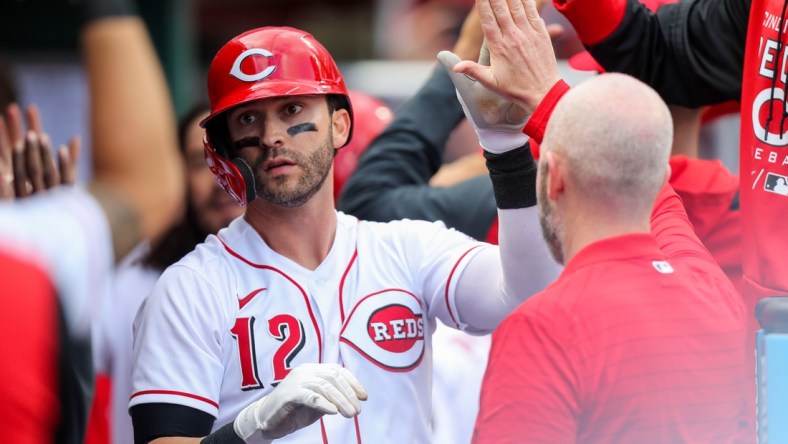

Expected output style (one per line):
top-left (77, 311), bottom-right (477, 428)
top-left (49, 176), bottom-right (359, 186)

top-left (200, 26), bottom-right (353, 205)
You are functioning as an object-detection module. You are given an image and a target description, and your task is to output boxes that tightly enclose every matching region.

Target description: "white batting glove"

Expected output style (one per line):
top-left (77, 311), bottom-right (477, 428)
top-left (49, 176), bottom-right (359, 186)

top-left (438, 42), bottom-right (529, 154)
top-left (233, 363), bottom-right (368, 443)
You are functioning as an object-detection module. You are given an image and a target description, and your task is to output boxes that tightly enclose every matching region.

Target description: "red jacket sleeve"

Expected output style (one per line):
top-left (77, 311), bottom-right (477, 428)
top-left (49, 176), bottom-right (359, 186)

top-left (524, 80), bottom-right (571, 144)
top-left (649, 182), bottom-right (717, 264)
top-left (554, 0), bottom-right (628, 45)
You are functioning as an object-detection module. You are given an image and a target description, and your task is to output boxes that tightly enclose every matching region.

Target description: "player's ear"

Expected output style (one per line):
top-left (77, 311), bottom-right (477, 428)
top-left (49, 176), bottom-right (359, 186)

top-left (663, 162), bottom-right (671, 186)
top-left (331, 108), bottom-right (351, 149)
top-left (545, 151), bottom-right (564, 202)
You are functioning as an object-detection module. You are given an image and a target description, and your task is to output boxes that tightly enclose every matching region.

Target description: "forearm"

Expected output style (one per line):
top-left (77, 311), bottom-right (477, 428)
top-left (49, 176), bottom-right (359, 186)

top-left (453, 145), bottom-right (562, 332)
top-left (454, 208), bottom-right (562, 332)
top-left (83, 16), bottom-right (183, 260)
top-left (650, 183), bottom-right (716, 262)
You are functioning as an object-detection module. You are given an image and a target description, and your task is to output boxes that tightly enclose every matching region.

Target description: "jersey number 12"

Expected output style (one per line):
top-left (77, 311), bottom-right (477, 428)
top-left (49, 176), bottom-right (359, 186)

top-left (230, 314), bottom-right (306, 390)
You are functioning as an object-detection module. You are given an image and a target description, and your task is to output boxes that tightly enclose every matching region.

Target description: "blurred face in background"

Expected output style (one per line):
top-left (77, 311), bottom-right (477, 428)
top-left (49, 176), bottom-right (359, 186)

top-left (184, 113), bottom-right (245, 234)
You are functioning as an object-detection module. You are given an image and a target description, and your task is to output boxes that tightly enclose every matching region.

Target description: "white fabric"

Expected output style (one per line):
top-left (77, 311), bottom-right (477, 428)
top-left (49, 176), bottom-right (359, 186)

top-left (92, 243), bottom-right (161, 444)
top-left (453, 206), bottom-right (563, 333)
top-left (0, 186), bottom-right (113, 339)
top-left (431, 320), bottom-right (490, 444)
top-left (233, 363), bottom-right (366, 443)
top-left (130, 210), bottom-right (558, 442)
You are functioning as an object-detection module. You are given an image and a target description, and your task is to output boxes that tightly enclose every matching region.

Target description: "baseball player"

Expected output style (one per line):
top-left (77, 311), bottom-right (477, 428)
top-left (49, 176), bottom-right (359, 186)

top-left (86, 92), bottom-right (391, 444)
top-left (129, 25), bottom-right (561, 444)
top-left (445, 0), bottom-right (751, 440)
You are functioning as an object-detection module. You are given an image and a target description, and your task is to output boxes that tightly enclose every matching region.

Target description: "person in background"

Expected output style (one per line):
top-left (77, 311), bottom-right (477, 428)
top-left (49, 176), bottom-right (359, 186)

top-left (439, 0), bottom-right (751, 441)
top-left (567, 40), bottom-right (743, 293)
top-left (0, 0), bottom-right (183, 441)
top-left (86, 103), bottom-right (244, 444)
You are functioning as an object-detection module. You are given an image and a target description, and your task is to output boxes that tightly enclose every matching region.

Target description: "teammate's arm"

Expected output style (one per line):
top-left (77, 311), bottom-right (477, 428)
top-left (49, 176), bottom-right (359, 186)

top-left (81, 0), bottom-right (183, 261)
top-left (556, 0), bottom-right (748, 107)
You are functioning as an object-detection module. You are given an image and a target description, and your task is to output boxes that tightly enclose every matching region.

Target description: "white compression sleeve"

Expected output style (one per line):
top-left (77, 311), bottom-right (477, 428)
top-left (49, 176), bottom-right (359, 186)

top-left (454, 206), bottom-right (563, 333)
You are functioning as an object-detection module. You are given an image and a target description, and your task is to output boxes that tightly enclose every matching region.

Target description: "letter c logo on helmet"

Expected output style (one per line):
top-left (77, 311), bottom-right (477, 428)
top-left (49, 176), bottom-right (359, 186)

top-left (230, 48), bottom-right (277, 82)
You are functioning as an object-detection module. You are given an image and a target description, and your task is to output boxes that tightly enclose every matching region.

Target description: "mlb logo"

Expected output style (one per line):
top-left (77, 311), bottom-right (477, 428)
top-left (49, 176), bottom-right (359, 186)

top-left (652, 260), bottom-right (674, 274)
top-left (764, 172), bottom-right (788, 197)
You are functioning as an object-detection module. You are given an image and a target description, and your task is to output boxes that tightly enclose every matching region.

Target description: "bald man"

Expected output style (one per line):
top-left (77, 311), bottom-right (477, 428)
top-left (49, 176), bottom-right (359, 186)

top-left (438, 0), bottom-right (752, 442)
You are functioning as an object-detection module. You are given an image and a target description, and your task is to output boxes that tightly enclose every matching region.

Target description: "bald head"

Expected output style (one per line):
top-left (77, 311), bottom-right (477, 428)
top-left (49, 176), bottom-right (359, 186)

top-left (542, 73), bottom-right (672, 216)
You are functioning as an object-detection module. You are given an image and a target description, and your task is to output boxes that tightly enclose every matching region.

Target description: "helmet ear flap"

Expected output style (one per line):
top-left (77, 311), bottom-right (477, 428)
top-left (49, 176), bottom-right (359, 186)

top-left (231, 157), bottom-right (257, 203)
top-left (203, 135), bottom-right (255, 206)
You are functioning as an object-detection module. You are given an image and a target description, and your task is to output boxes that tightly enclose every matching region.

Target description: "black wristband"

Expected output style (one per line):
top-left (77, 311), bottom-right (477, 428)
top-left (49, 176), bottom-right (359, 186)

top-left (484, 143), bottom-right (538, 209)
top-left (75, 0), bottom-right (138, 24)
top-left (201, 422), bottom-right (246, 444)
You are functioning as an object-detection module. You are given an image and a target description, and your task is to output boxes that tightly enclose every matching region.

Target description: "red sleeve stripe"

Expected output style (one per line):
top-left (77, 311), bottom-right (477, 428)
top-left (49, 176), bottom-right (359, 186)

top-left (129, 390), bottom-right (218, 409)
top-left (339, 249), bottom-right (358, 323)
top-left (444, 245), bottom-right (484, 329)
top-left (523, 80), bottom-right (571, 144)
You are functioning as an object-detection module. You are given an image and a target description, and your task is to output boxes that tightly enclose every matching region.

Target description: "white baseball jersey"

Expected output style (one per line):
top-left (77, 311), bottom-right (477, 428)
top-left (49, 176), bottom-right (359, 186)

top-left (431, 320), bottom-right (490, 444)
top-left (92, 243), bottom-right (161, 444)
top-left (131, 211), bottom-right (491, 443)
top-left (0, 186), bottom-right (113, 339)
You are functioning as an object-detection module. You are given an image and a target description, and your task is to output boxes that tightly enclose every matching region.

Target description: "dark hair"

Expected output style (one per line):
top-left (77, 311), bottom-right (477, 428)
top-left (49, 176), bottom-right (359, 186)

top-left (140, 102), bottom-right (213, 272)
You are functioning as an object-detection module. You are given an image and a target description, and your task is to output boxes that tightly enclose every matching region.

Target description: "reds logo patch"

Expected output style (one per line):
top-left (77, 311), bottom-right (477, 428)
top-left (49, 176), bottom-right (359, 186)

top-left (340, 290), bottom-right (425, 372)
top-left (230, 48), bottom-right (277, 82)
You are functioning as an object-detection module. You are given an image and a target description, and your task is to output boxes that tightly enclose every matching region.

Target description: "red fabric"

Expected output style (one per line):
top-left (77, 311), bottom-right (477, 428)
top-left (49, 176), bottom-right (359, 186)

top-left (474, 185), bottom-right (752, 443)
top-left (523, 80), bottom-right (571, 144)
top-left (700, 100), bottom-right (740, 124)
top-left (738, 0), bottom-right (788, 300)
top-left (84, 374), bottom-right (112, 444)
top-left (668, 155), bottom-right (742, 293)
top-left (554, 0), bottom-right (628, 45)
top-left (0, 251), bottom-right (59, 444)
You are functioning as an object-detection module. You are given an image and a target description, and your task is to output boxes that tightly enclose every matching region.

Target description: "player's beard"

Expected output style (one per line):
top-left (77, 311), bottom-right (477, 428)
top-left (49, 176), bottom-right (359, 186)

top-left (537, 161), bottom-right (565, 265)
top-left (251, 133), bottom-right (334, 208)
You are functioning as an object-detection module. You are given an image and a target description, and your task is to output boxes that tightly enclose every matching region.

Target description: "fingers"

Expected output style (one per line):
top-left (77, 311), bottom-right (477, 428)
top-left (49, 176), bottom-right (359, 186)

top-left (476, 0), bottom-right (503, 43)
top-left (522, 0), bottom-right (545, 31)
top-left (24, 131), bottom-right (46, 193)
top-left (303, 366), bottom-right (366, 418)
top-left (339, 367), bottom-right (368, 401)
top-left (546, 23), bottom-right (565, 41)
top-left (59, 136), bottom-right (81, 185)
top-left (439, 50), bottom-right (487, 89)
top-left (12, 135), bottom-right (28, 197)
top-left (507, 0), bottom-right (530, 29)
top-left (0, 117), bottom-right (12, 199)
top-left (25, 104), bottom-right (43, 134)
top-left (5, 104), bottom-right (25, 152)
top-left (39, 133), bottom-right (60, 188)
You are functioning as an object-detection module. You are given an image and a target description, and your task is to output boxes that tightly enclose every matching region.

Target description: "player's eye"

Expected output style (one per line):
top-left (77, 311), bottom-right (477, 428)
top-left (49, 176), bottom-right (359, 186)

top-left (283, 103), bottom-right (303, 116)
top-left (238, 113), bottom-right (257, 125)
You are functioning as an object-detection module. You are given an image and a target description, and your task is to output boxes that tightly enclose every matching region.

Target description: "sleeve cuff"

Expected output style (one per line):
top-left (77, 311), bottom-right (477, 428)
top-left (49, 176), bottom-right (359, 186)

top-left (523, 80), bottom-right (571, 144)
top-left (553, 0), bottom-right (628, 45)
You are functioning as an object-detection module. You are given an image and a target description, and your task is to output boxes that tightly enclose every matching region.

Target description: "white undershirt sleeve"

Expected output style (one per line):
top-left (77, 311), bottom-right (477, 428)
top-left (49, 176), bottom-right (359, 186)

top-left (454, 206), bottom-right (563, 333)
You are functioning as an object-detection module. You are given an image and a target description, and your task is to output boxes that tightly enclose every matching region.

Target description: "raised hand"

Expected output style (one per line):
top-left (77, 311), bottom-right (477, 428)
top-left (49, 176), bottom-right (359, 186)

top-left (0, 103), bottom-right (81, 200)
top-left (450, 0), bottom-right (560, 115)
